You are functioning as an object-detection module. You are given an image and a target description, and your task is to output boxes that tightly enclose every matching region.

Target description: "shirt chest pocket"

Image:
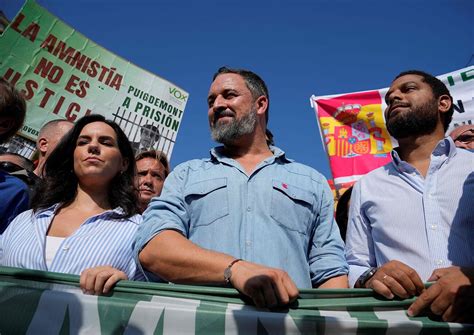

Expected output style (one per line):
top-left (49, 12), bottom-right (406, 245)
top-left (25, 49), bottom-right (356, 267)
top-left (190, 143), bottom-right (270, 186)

top-left (184, 178), bottom-right (229, 227)
top-left (270, 180), bottom-right (314, 235)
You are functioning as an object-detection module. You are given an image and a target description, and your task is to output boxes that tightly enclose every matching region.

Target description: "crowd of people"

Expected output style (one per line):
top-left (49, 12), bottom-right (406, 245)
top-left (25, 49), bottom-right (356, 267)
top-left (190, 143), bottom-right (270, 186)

top-left (0, 68), bottom-right (472, 322)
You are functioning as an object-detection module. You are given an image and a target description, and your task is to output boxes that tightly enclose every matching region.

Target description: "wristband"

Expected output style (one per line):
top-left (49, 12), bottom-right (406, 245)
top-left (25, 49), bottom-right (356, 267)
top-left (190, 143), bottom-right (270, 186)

top-left (224, 258), bottom-right (242, 285)
top-left (356, 267), bottom-right (378, 288)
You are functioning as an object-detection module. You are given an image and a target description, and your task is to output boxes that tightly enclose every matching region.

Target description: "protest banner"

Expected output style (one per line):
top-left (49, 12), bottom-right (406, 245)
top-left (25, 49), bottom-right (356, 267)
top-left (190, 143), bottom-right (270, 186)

top-left (311, 66), bottom-right (474, 196)
top-left (1, 266), bottom-right (472, 334)
top-left (0, 0), bottom-right (188, 159)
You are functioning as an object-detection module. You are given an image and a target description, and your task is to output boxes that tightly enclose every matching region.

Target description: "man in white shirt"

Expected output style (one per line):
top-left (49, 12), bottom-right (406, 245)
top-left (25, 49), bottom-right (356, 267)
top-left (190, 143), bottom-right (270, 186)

top-left (345, 70), bottom-right (473, 322)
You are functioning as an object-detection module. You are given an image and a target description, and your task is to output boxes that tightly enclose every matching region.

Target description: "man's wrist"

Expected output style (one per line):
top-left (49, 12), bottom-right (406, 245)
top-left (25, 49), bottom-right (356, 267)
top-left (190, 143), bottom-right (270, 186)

top-left (224, 258), bottom-right (242, 285)
top-left (356, 267), bottom-right (378, 288)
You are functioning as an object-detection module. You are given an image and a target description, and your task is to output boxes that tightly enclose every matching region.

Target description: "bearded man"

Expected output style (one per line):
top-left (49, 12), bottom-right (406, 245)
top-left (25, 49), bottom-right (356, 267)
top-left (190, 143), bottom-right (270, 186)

top-left (345, 70), bottom-right (474, 322)
top-left (134, 67), bottom-right (349, 308)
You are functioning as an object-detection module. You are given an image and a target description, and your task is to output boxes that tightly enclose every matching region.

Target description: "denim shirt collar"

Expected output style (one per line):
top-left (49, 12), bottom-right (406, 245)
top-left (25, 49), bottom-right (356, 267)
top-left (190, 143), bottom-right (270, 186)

top-left (391, 137), bottom-right (457, 173)
top-left (210, 145), bottom-right (292, 164)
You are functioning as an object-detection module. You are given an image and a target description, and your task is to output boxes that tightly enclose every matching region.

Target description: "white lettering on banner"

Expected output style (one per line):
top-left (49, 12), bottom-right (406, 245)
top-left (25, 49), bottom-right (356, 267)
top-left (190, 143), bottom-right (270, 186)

top-left (224, 303), bottom-right (301, 334)
top-left (373, 309), bottom-right (423, 335)
top-left (125, 296), bottom-right (200, 335)
top-left (26, 288), bottom-right (101, 335)
top-left (318, 309), bottom-right (359, 333)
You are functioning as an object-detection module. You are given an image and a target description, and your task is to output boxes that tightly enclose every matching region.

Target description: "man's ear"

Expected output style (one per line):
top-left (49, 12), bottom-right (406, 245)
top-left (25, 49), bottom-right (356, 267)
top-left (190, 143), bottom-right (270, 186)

top-left (438, 94), bottom-right (452, 115)
top-left (0, 117), bottom-right (15, 136)
top-left (37, 137), bottom-right (48, 155)
top-left (255, 95), bottom-right (268, 117)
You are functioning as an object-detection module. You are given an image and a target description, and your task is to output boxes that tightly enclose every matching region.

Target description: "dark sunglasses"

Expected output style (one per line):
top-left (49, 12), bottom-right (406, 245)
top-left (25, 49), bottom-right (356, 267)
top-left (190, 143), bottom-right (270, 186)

top-left (0, 161), bottom-right (39, 187)
top-left (0, 161), bottom-right (25, 173)
top-left (453, 131), bottom-right (474, 144)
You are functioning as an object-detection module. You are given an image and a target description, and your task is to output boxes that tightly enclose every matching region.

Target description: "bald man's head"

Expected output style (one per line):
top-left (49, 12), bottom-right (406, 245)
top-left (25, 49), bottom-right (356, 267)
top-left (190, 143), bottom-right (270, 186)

top-left (34, 119), bottom-right (73, 176)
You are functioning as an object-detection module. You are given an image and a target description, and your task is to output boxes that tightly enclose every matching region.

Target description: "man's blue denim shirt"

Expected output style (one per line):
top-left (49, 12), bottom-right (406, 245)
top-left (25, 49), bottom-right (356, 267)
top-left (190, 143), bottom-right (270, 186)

top-left (134, 146), bottom-right (348, 288)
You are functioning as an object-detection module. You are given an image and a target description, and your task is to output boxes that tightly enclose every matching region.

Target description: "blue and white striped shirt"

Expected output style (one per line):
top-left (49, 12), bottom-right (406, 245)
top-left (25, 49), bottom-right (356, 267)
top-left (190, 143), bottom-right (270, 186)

top-left (1, 204), bottom-right (144, 280)
top-left (346, 137), bottom-right (474, 287)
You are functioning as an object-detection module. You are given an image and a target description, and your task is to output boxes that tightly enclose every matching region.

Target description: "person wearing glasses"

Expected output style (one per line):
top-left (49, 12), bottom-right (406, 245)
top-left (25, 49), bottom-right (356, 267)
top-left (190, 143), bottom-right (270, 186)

top-left (449, 124), bottom-right (474, 151)
top-left (1, 115), bottom-right (143, 294)
top-left (0, 78), bottom-right (29, 234)
top-left (0, 152), bottom-right (39, 196)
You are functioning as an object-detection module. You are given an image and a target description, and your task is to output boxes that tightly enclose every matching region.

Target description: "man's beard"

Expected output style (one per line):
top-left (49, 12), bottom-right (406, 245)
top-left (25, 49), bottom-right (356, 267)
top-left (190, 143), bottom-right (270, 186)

top-left (386, 99), bottom-right (439, 139)
top-left (211, 108), bottom-right (257, 145)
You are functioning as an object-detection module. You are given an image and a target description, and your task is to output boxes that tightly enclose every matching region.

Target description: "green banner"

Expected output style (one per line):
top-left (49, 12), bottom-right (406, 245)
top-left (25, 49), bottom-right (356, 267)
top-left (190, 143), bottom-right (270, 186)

top-left (0, 267), bottom-right (472, 334)
top-left (0, 0), bottom-right (188, 159)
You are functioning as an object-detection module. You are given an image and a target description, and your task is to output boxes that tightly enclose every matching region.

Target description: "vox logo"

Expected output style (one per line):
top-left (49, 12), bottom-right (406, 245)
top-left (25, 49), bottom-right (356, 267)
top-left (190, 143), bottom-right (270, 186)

top-left (169, 87), bottom-right (188, 101)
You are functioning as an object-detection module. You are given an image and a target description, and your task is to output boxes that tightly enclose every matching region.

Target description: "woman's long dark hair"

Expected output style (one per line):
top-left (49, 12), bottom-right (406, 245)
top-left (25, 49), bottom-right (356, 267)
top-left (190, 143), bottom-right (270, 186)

top-left (32, 114), bottom-right (139, 218)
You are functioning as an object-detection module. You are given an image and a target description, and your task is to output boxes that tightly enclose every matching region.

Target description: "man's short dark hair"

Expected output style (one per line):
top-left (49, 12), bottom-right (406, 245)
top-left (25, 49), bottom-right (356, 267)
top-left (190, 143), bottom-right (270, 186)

top-left (394, 70), bottom-right (454, 132)
top-left (38, 119), bottom-right (73, 138)
top-left (213, 66), bottom-right (270, 124)
top-left (142, 123), bottom-right (159, 133)
top-left (0, 78), bottom-right (26, 143)
top-left (135, 149), bottom-right (170, 177)
top-left (141, 124), bottom-right (160, 140)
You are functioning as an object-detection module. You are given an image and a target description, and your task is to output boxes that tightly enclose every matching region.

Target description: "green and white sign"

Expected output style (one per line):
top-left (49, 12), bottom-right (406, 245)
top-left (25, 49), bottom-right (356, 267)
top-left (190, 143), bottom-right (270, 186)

top-left (0, 0), bottom-right (188, 158)
top-left (0, 267), bottom-right (472, 334)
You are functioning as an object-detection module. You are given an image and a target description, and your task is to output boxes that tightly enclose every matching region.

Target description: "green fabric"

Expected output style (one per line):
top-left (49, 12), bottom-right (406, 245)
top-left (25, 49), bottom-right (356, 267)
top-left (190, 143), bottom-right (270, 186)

top-left (0, 266), bottom-right (472, 335)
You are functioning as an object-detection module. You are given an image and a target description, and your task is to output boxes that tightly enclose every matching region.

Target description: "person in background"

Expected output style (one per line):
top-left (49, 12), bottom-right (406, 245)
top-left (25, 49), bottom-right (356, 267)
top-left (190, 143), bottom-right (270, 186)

top-left (0, 152), bottom-right (39, 195)
top-left (0, 152), bottom-right (34, 171)
top-left (345, 70), bottom-right (473, 322)
top-left (335, 186), bottom-right (353, 242)
top-left (1, 114), bottom-right (143, 294)
top-left (0, 78), bottom-right (29, 234)
top-left (135, 67), bottom-right (348, 309)
top-left (34, 119), bottom-right (74, 177)
top-left (449, 124), bottom-right (474, 151)
top-left (135, 150), bottom-right (170, 214)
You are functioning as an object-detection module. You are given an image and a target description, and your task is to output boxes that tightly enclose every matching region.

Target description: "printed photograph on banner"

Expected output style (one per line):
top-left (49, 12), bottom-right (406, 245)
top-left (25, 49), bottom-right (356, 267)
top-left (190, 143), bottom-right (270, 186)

top-left (113, 107), bottom-right (178, 157)
top-left (315, 90), bottom-right (393, 184)
top-left (0, 0), bottom-right (188, 162)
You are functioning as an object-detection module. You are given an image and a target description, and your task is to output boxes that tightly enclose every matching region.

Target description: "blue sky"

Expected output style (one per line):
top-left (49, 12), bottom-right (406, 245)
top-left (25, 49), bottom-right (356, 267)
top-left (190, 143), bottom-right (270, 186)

top-left (2, 0), bottom-right (472, 178)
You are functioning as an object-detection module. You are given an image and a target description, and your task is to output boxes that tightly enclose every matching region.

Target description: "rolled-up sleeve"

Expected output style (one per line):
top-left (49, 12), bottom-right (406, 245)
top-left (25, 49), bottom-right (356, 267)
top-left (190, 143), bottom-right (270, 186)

top-left (133, 163), bottom-right (190, 278)
top-left (308, 177), bottom-right (349, 286)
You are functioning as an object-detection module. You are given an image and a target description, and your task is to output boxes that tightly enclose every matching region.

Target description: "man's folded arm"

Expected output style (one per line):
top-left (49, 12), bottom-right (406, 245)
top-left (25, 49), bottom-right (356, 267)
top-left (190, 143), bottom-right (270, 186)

top-left (139, 229), bottom-right (235, 284)
top-left (139, 230), bottom-right (300, 308)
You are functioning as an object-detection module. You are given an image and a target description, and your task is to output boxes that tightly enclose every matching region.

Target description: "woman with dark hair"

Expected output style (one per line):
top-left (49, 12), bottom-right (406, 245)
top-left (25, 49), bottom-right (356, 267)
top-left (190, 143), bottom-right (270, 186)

top-left (1, 114), bottom-right (143, 294)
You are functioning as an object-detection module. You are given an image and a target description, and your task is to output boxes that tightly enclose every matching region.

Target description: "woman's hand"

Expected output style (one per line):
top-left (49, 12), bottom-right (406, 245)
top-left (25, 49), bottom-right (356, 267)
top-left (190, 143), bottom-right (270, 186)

top-left (80, 266), bottom-right (128, 295)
